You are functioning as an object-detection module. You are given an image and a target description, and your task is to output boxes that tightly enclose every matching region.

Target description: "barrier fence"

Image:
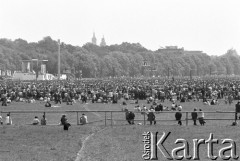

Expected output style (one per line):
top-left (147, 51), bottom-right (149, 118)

top-left (0, 110), bottom-right (239, 126)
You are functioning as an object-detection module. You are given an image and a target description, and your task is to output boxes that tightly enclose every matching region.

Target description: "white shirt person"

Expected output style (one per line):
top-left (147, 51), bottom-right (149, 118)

top-left (5, 114), bottom-right (12, 125)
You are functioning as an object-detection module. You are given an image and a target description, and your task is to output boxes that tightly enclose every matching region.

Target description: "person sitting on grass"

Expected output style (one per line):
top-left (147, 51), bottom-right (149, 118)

top-left (135, 99), bottom-right (138, 104)
top-left (41, 115), bottom-right (47, 125)
top-left (177, 105), bottom-right (183, 111)
top-left (45, 101), bottom-right (51, 107)
top-left (122, 101), bottom-right (127, 105)
top-left (149, 105), bottom-right (155, 111)
top-left (32, 116), bottom-right (40, 125)
top-left (134, 105), bottom-right (140, 112)
top-left (79, 113), bottom-right (88, 125)
top-left (210, 99), bottom-right (218, 105)
top-left (155, 104), bottom-right (163, 112)
top-left (171, 102), bottom-right (177, 111)
top-left (141, 105), bottom-right (148, 114)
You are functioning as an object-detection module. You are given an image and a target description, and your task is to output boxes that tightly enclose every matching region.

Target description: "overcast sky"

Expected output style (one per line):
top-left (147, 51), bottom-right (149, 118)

top-left (0, 0), bottom-right (239, 55)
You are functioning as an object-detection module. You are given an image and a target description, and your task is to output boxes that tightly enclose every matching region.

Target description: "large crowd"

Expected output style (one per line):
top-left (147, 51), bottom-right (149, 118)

top-left (1, 77), bottom-right (240, 104)
top-left (1, 77), bottom-right (240, 127)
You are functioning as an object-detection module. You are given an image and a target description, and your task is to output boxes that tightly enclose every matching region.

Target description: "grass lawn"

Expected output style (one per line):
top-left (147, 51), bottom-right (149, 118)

top-left (0, 98), bottom-right (239, 161)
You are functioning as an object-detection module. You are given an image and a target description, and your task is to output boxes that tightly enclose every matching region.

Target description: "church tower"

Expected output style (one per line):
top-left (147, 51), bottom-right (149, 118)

top-left (100, 36), bottom-right (106, 47)
top-left (92, 32), bottom-right (97, 45)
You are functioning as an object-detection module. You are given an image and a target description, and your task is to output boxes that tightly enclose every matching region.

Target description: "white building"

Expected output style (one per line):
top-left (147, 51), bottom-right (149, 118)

top-left (12, 71), bottom-right (56, 81)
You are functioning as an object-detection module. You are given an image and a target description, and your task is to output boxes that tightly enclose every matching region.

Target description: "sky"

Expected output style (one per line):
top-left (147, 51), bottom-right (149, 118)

top-left (0, 0), bottom-right (239, 56)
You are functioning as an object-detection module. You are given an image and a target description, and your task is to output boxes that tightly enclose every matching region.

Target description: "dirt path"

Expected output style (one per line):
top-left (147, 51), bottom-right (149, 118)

top-left (75, 103), bottom-right (109, 161)
top-left (74, 126), bottom-right (107, 161)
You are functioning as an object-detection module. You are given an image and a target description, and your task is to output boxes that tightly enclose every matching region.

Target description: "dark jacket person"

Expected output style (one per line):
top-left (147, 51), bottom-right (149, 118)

top-left (175, 109), bottom-right (182, 125)
top-left (191, 108), bottom-right (198, 125)
top-left (60, 115), bottom-right (71, 130)
top-left (235, 101), bottom-right (240, 120)
top-left (147, 109), bottom-right (156, 125)
top-left (125, 109), bottom-right (135, 125)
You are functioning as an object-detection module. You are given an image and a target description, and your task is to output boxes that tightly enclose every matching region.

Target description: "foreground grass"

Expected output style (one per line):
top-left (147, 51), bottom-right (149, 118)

top-left (0, 125), bottom-right (104, 161)
top-left (80, 125), bottom-right (240, 161)
top-left (0, 98), bottom-right (239, 161)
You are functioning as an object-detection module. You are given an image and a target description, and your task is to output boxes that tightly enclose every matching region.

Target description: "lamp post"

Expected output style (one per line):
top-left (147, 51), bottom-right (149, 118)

top-left (57, 39), bottom-right (61, 80)
top-left (32, 59), bottom-right (48, 81)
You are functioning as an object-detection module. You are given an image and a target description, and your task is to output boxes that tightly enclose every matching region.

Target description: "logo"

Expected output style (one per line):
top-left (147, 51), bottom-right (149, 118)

top-left (142, 131), bottom-right (239, 160)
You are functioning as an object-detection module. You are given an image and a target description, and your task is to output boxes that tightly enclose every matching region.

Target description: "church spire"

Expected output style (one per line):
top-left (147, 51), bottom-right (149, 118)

top-left (92, 32), bottom-right (97, 45)
top-left (100, 35), bottom-right (106, 47)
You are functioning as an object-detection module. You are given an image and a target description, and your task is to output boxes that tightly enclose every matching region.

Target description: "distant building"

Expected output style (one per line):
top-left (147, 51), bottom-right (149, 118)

top-left (92, 32), bottom-right (97, 45)
top-left (0, 69), bottom-right (12, 77)
top-left (100, 36), bottom-right (106, 47)
top-left (157, 46), bottom-right (184, 54)
top-left (184, 50), bottom-right (203, 55)
top-left (157, 46), bottom-right (204, 55)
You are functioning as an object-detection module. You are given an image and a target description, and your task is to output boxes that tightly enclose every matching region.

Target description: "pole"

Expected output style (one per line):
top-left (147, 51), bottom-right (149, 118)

top-left (58, 39), bottom-right (61, 80)
top-left (77, 112), bottom-right (79, 125)
top-left (186, 112), bottom-right (188, 126)
top-left (111, 111), bottom-right (113, 127)
top-left (143, 112), bottom-right (146, 125)
top-left (36, 60), bottom-right (38, 81)
top-left (235, 112), bottom-right (237, 125)
top-left (105, 112), bottom-right (107, 126)
top-left (168, 67), bottom-right (169, 79)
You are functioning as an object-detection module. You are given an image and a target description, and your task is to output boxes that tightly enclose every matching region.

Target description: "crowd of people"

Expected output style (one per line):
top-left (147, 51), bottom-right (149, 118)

top-left (1, 76), bottom-right (240, 128)
top-left (1, 77), bottom-right (240, 105)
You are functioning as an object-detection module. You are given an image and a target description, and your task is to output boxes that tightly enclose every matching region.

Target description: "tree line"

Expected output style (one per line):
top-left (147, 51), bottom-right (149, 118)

top-left (0, 36), bottom-right (239, 78)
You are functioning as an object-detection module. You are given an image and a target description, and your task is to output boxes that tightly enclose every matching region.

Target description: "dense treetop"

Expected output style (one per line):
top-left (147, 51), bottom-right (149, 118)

top-left (0, 36), bottom-right (239, 78)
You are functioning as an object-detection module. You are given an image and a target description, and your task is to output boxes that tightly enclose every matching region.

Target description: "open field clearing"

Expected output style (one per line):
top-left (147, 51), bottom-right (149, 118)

top-left (0, 98), bottom-right (239, 161)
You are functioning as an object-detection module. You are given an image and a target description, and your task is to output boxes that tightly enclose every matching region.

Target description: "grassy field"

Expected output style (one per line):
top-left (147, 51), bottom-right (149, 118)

top-left (0, 98), bottom-right (239, 161)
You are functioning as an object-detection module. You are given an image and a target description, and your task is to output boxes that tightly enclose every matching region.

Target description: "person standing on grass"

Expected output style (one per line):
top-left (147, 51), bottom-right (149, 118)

top-left (60, 115), bottom-right (71, 130)
top-left (41, 115), bottom-right (47, 125)
top-left (147, 109), bottom-right (156, 125)
top-left (191, 108), bottom-right (198, 125)
top-left (198, 109), bottom-right (206, 126)
top-left (235, 101), bottom-right (240, 120)
top-left (125, 109), bottom-right (135, 125)
top-left (175, 108), bottom-right (182, 126)
top-left (2, 94), bottom-right (7, 106)
top-left (5, 114), bottom-right (12, 125)
top-left (0, 115), bottom-right (3, 125)
top-left (55, 92), bottom-right (61, 104)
